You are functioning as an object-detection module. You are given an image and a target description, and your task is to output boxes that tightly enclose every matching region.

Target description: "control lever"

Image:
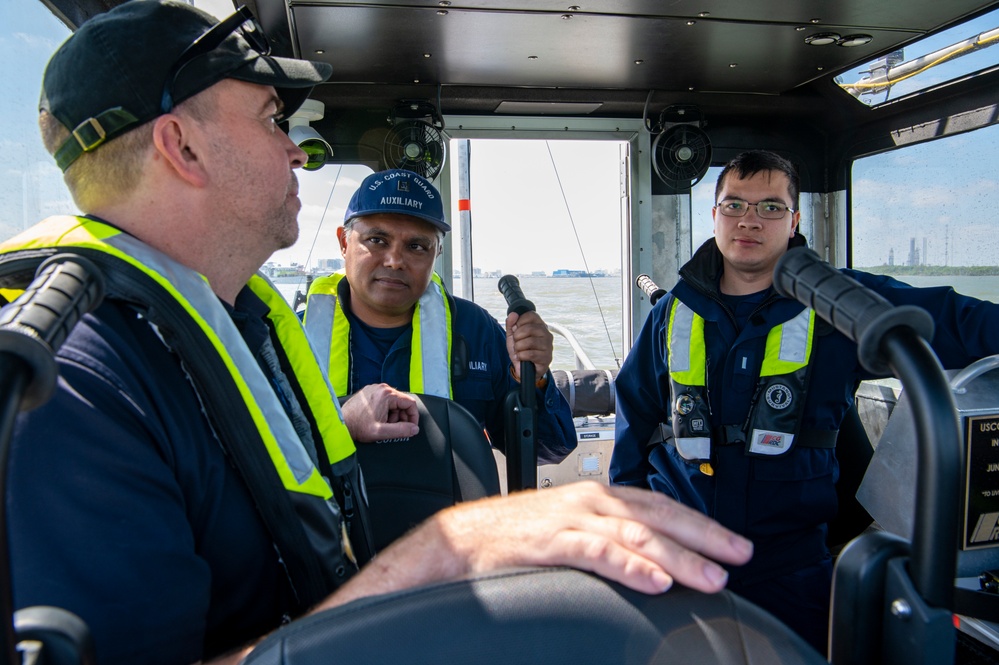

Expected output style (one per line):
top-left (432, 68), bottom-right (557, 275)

top-left (498, 275), bottom-right (537, 492)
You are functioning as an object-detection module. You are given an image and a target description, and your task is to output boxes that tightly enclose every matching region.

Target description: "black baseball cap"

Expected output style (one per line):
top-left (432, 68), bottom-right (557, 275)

top-left (41, 0), bottom-right (333, 172)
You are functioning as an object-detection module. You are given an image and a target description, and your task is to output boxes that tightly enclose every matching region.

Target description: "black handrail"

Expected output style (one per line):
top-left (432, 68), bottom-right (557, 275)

top-left (0, 255), bottom-right (104, 665)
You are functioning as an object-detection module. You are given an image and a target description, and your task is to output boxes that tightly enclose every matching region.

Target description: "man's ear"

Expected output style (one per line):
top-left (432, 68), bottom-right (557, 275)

top-left (337, 226), bottom-right (348, 256)
top-left (790, 210), bottom-right (801, 237)
top-left (151, 114), bottom-right (209, 187)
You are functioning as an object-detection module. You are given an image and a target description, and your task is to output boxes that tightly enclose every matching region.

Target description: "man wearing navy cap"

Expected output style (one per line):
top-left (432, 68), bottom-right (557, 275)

top-left (305, 168), bottom-right (576, 465)
top-left (0, 2), bottom-right (753, 663)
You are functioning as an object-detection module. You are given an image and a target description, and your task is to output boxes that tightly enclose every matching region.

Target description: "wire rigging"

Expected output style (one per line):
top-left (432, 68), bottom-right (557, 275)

top-left (304, 164), bottom-right (344, 272)
top-left (291, 165), bottom-right (343, 311)
top-left (544, 141), bottom-right (621, 369)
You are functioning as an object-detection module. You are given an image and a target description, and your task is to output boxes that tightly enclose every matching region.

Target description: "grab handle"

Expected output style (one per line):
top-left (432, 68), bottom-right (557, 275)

top-left (498, 275), bottom-right (537, 492)
top-left (635, 274), bottom-right (667, 306)
top-left (0, 254), bottom-right (104, 665)
top-left (772, 247), bottom-right (933, 374)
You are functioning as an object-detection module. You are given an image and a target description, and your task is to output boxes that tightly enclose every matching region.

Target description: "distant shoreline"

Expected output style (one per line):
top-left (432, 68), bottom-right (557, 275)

top-left (456, 274), bottom-right (619, 279)
top-left (856, 266), bottom-right (999, 277)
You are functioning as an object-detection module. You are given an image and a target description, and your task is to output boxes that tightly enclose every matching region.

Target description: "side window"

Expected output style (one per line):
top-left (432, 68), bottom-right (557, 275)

top-left (691, 166), bottom-right (723, 252)
top-left (852, 124), bottom-right (999, 302)
top-left (0, 3), bottom-right (76, 238)
top-left (267, 164), bottom-right (375, 307)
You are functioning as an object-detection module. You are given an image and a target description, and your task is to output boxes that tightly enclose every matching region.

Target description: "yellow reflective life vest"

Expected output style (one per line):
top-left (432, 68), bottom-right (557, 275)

top-left (0, 215), bottom-right (367, 611)
top-left (304, 271), bottom-right (453, 398)
top-left (666, 297), bottom-right (816, 461)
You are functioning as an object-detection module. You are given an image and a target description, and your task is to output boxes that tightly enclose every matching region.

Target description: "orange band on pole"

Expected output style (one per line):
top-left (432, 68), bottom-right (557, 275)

top-left (458, 199), bottom-right (471, 211)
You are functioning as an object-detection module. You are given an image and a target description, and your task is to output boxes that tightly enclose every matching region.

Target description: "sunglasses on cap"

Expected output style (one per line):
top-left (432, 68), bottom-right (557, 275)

top-left (159, 5), bottom-right (271, 114)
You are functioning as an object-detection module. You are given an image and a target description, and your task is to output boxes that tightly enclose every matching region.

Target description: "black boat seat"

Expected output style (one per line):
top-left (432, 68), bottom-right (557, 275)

top-left (348, 392), bottom-right (500, 552)
top-left (243, 567), bottom-right (828, 665)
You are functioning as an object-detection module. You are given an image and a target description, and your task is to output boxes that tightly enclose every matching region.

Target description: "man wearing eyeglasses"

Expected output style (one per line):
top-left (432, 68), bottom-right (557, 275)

top-left (0, 2), bottom-right (755, 663)
top-left (610, 149), bottom-right (999, 652)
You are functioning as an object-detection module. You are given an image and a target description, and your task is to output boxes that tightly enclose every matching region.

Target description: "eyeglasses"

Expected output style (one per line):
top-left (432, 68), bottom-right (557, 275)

top-left (160, 5), bottom-right (271, 113)
top-left (715, 199), bottom-right (795, 220)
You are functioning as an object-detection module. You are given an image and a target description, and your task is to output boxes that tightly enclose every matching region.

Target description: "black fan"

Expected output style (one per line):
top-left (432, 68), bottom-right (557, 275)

top-left (383, 120), bottom-right (447, 180)
top-left (652, 124), bottom-right (712, 192)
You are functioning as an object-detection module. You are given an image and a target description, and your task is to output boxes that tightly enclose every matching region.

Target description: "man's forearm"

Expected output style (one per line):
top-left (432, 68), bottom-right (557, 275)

top-left (311, 515), bottom-right (462, 612)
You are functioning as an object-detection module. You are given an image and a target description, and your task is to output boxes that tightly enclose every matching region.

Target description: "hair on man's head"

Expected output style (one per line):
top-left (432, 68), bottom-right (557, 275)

top-left (715, 150), bottom-right (800, 209)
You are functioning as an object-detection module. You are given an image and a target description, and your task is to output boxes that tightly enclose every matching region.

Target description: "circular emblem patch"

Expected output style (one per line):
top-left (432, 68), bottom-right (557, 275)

top-left (765, 384), bottom-right (793, 410)
top-left (675, 393), bottom-right (695, 415)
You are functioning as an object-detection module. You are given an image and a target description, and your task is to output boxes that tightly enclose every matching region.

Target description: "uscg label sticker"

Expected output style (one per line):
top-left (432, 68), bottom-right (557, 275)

top-left (749, 429), bottom-right (793, 455)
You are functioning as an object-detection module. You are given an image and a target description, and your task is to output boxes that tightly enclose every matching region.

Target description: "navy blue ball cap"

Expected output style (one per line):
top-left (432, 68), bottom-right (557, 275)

top-left (345, 169), bottom-right (450, 233)
top-left (40, 0), bottom-right (333, 171)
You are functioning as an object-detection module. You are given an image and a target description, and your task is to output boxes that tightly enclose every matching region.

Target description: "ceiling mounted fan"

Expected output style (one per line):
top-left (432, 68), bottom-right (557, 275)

top-left (645, 102), bottom-right (712, 193)
top-left (382, 100), bottom-right (447, 180)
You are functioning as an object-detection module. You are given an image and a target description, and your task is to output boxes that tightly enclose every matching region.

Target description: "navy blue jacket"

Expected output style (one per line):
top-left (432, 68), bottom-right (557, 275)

top-left (9, 292), bottom-right (297, 665)
top-left (611, 238), bottom-right (999, 584)
top-left (338, 280), bottom-right (576, 464)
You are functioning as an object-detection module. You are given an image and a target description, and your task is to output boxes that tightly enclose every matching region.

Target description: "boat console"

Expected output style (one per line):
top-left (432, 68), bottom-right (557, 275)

top-left (859, 358), bottom-right (999, 653)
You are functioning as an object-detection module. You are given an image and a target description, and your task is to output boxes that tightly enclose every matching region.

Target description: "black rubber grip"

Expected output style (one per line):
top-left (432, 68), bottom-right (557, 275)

top-left (0, 254), bottom-right (106, 410)
top-left (498, 275), bottom-right (536, 315)
top-left (773, 247), bottom-right (934, 374)
top-left (636, 274), bottom-right (667, 305)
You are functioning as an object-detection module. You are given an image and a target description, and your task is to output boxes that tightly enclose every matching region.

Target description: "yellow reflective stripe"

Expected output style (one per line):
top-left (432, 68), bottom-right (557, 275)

top-left (761, 308), bottom-right (815, 377)
top-left (668, 299), bottom-right (706, 386)
top-left (0, 215), bottom-right (120, 249)
top-left (444, 276), bottom-right (453, 399)
top-left (411, 304), bottom-right (424, 393)
top-left (305, 273), bottom-right (350, 395)
top-left (0, 217), bottom-right (117, 307)
top-left (329, 294), bottom-right (351, 396)
top-left (101, 236), bottom-right (332, 499)
top-left (303, 274), bottom-right (337, 383)
top-left (410, 273), bottom-right (452, 398)
top-left (307, 271), bottom-right (452, 398)
top-left (3, 216), bottom-right (332, 500)
top-left (250, 274), bottom-right (357, 465)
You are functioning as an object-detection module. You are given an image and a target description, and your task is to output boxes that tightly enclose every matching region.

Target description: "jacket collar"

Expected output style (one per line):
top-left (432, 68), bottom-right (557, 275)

top-left (678, 234), bottom-right (808, 299)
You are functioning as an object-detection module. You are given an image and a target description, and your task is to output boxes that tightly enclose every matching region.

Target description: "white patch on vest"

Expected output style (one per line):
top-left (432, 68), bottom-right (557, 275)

top-left (742, 356), bottom-right (748, 370)
top-left (469, 361), bottom-right (488, 372)
top-left (765, 384), bottom-right (793, 410)
top-left (748, 429), bottom-right (794, 455)
top-left (675, 436), bottom-right (711, 461)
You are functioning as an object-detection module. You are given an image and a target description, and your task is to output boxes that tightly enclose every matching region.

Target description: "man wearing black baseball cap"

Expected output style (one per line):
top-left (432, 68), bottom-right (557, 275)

top-left (0, 2), bottom-right (753, 663)
top-left (304, 168), bottom-right (576, 466)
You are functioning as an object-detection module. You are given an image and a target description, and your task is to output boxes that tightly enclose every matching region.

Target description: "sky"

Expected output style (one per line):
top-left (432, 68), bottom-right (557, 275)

top-left (270, 140), bottom-right (626, 276)
top-left (2, 0), bottom-right (997, 274)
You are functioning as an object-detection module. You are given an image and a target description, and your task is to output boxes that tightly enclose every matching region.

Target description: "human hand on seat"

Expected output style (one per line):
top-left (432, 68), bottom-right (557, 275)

top-left (322, 481), bottom-right (753, 611)
top-left (340, 383), bottom-right (419, 442)
top-left (505, 310), bottom-right (554, 381)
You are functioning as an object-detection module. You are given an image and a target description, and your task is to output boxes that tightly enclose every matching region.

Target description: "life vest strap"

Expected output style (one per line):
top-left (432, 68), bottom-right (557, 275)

top-left (712, 425), bottom-right (838, 448)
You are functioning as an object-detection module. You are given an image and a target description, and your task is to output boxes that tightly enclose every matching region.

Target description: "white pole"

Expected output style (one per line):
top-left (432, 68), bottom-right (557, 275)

top-left (457, 139), bottom-right (474, 301)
